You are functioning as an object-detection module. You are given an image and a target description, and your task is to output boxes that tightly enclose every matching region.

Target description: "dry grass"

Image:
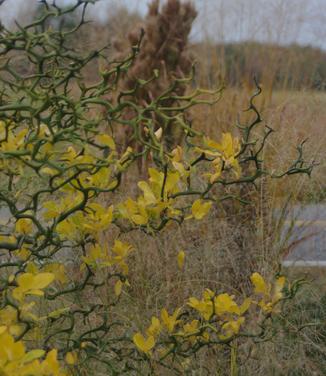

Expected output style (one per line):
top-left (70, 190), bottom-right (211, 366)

top-left (65, 69), bottom-right (326, 374)
top-left (72, 2), bottom-right (326, 371)
top-left (192, 87), bottom-right (326, 201)
top-left (247, 267), bottom-right (326, 375)
top-left (110, 87), bottom-right (326, 375)
top-left (35, 3), bottom-right (326, 373)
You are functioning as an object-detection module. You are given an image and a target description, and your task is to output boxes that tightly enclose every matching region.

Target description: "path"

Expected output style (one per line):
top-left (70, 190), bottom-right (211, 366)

top-left (281, 204), bottom-right (326, 267)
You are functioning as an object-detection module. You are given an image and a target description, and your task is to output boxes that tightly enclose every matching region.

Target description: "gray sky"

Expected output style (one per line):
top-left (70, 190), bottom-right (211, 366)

top-left (0, 0), bottom-right (325, 50)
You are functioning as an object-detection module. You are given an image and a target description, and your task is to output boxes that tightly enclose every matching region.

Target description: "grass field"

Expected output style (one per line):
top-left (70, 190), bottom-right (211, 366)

top-left (117, 88), bottom-right (326, 374)
top-left (193, 88), bottom-right (326, 202)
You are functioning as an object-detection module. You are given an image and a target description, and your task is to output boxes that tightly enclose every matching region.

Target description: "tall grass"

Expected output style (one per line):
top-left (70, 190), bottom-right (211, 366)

top-left (92, 3), bottom-right (325, 373)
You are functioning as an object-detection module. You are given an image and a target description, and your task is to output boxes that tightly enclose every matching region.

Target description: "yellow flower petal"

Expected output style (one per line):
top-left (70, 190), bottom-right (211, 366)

top-left (114, 280), bottom-right (123, 297)
top-left (65, 351), bottom-right (77, 365)
top-left (191, 199), bottom-right (212, 220)
top-left (177, 250), bottom-right (185, 270)
top-left (146, 317), bottom-right (161, 338)
top-left (250, 272), bottom-right (269, 295)
top-left (95, 134), bottom-right (116, 150)
top-left (133, 333), bottom-right (155, 353)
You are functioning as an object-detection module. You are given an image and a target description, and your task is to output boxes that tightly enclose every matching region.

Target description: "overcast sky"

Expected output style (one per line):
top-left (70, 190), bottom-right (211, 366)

top-left (0, 0), bottom-right (325, 50)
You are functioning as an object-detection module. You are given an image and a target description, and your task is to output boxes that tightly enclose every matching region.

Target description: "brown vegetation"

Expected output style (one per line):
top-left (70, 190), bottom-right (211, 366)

top-left (110, 0), bottom-right (197, 171)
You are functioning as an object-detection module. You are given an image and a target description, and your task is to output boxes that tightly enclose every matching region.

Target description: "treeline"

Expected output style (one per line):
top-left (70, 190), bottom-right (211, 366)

top-left (192, 42), bottom-right (326, 91)
top-left (7, 2), bottom-right (326, 92)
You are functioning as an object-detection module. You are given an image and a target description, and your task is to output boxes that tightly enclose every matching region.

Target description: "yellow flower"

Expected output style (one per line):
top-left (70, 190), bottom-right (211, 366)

top-left (137, 168), bottom-right (180, 207)
top-left (190, 199), bottom-right (212, 220)
top-left (82, 167), bottom-right (114, 189)
top-left (82, 243), bottom-right (111, 269)
top-left (65, 351), bottom-right (77, 365)
top-left (0, 332), bottom-right (66, 375)
top-left (161, 308), bottom-right (181, 333)
top-left (188, 297), bottom-right (213, 321)
top-left (118, 198), bottom-right (149, 225)
top-left (25, 262), bottom-right (39, 274)
top-left (0, 235), bottom-right (16, 245)
top-left (114, 280), bottom-right (123, 297)
top-left (177, 250), bottom-right (185, 270)
top-left (148, 168), bottom-right (180, 201)
top-left (204, 157), bottom-right (222, 184)
top-left (273, 276), bottom-right (286, 302)
top-left (205, 133), bottom-right (240, 161)
top-left (0, 306), bottom-right (23, 337)
top-left (203, 289), bottom-right (215, 300)
top-left (40, 167), bottom-right (58, 176)
top-left (39, 349), bottom-right (66, 375)
top-left (96, 134), bottom-right (116, 150)
top-left (112, 240), bottom-right (133, 262)
top-left (214, 293), bottom-right (241, 316)
top-left (43, 201), bottom-right (61, 220)
top-left (250, 273), bottom-right (286, 313)
top-left (172, 160), bottom-right (189, 179)
top-left (14, 248), bottom-right (31, 261)
top-left (0, 128), bottom-right (28, 153)
top-left (0, 331), bottom-right (25, 362)
top-left (146, 317), bottom-right (161, 338)
top-left (182, 320), bottom-right (200, 344)
top-left (138, 181), bottom-right (157, 205)
top-left (219, 317), bottom-right (245, 340)
top-left (56, 219), bottom-right (79, 240)
top-left (251, 272), bottom-right (269, 295)
top-left (183, 319), bottom-right (199, 335)
top-left (15, 218), bottom-right (34, 234)
top-left (197, 133), bottom-right (241, 178)
top-left (43, 192), bottom-right (84, 221)
top-left (83, 203), bottom-right (114, 233)
top-left (133, 333), bottom-right (155, 354)
top-left (43, 263), bottom-right (68, 284)
top-left (118, 168), bottom-right (182, 226)
top-left (171, 146), bottom-right (183, 163)
top-left (12, 272), bottom-right (55, 302)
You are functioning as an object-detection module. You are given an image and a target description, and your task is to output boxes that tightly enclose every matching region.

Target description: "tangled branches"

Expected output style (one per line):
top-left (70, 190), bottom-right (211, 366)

top-left (0, 1), bottom-right (314, 374)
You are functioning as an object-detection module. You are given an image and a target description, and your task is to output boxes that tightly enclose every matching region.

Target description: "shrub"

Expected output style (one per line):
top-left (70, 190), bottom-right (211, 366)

top-left (0, 1), bottom-right (313, 374)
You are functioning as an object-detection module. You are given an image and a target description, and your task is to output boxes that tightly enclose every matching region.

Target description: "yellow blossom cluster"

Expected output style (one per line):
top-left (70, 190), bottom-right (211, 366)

top-left (0, 7), bottom-right (311, 373)
top-left (133, 272), bottom-right (287, 355)
top-left (0, 115), bottom-right (289, 373)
